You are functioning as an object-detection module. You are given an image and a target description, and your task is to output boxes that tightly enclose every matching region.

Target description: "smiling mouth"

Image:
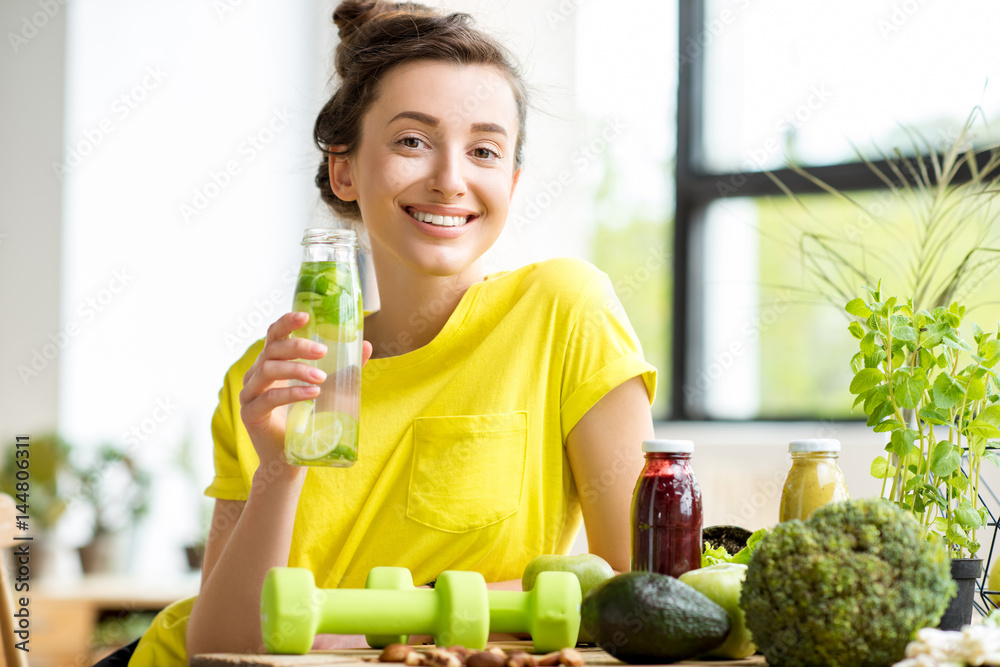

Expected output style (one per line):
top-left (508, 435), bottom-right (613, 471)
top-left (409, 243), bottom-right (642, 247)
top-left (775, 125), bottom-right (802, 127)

top-left (406, 207), bottom-right (476, 227)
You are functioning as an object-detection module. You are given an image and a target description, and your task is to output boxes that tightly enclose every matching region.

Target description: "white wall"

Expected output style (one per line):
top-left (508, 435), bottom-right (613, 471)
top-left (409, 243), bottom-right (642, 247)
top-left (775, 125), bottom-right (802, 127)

top-left (0, 0), bottom-right (67, 457)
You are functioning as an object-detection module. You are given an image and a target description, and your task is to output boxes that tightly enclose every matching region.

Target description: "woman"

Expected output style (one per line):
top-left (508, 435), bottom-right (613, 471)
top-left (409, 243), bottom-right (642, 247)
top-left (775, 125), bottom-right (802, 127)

top-left (127, 2), bottom-right (655, 664)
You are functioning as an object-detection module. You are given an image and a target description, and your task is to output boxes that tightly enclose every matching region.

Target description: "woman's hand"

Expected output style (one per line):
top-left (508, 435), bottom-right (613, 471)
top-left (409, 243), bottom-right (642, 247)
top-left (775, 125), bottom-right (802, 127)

top-left (238, 312), bottom-right (372, 473)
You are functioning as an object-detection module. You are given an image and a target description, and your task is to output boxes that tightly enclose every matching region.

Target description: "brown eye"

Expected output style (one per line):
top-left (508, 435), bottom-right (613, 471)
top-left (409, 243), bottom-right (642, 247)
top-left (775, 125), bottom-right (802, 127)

top-left (473, 147), bottom-right (499, 159)
top-left (399, 136), bottom-right (423, 149)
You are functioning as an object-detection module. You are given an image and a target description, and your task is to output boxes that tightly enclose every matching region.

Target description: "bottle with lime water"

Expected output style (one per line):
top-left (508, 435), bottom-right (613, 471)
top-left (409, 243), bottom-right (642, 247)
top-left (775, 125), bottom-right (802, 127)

top-left (285, 228), bottom-right (363, 467)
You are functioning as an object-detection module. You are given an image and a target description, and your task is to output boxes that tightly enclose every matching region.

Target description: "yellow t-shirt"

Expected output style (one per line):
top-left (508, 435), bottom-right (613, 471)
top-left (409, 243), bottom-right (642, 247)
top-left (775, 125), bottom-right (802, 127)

top-left (133, 257), bottom-right (656, 665)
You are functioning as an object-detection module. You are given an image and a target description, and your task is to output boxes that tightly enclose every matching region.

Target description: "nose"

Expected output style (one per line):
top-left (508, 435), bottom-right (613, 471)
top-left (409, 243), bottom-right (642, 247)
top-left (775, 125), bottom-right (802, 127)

top-left (427, 148), bottom-right (467, 200)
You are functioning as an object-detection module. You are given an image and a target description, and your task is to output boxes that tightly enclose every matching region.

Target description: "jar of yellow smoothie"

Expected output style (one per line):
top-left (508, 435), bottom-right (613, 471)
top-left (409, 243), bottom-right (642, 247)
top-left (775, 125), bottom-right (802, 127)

top-left (779, 439), bottom-right (850, 522)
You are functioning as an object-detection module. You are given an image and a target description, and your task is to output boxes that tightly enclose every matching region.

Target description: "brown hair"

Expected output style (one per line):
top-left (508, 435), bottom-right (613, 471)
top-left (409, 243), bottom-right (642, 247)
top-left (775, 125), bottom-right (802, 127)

top-left (314, 0), bottom-right (528, 223)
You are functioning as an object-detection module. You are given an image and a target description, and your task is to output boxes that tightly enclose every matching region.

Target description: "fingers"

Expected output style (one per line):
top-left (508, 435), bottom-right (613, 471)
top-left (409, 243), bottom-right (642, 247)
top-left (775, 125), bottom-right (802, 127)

top-left (242, 383), bottom-right (320, 427)
top-left (267, 311), bottom-right (310, 343)
top-left (239, 312), bottom-right (329, 419)
top-left (243, 358), bottom-right (326, 399)
top-left (361, 340), bottom-right (373, 368)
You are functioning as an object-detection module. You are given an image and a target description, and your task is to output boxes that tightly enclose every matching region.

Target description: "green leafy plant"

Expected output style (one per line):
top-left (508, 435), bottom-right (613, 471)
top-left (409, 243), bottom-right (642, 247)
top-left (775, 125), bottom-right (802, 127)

top-left (846, 283), bottom-right (1000, 557)
top-left (765, 107), bottom-right (1000, 556)
top-left (69, 444), bottom-right (151, 539)
top-left (0, 433), bottom-right (71, 534)
top-left (771, 107), bottom-right (1000, 315)
top-left (701, 528), bottom-right (768, 567)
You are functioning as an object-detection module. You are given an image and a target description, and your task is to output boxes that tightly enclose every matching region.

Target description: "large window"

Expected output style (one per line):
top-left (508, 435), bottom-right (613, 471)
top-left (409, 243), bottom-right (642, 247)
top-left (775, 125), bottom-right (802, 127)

top-left (674, 0), bottom-right (1000, 420)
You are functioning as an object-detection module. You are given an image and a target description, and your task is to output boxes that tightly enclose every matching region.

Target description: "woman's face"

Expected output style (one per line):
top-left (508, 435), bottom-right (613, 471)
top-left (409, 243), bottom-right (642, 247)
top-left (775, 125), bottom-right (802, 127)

top-left (331, 60), bottom-right (521, 280)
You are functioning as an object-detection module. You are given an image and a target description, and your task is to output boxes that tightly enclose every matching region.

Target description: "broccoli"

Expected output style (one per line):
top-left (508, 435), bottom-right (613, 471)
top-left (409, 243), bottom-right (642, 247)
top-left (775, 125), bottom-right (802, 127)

top-left (740, 498), bottom-right (955, 667)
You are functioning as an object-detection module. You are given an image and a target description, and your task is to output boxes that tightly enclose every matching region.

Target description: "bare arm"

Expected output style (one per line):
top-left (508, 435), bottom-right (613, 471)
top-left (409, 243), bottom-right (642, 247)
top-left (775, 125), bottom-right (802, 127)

top-left (565, 376), bottom-right (654, 572)
top-left (187, 466), bottom-right (308, 655)
top-left (198, 498), bottom-right (245, 591)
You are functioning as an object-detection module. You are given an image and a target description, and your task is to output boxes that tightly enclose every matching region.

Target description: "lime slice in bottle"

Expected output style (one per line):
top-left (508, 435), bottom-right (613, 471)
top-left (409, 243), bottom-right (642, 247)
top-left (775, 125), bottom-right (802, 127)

top-left (286, 400), bottom-right (314, 436)
top-left (286, 411), bottom-right (353, 461)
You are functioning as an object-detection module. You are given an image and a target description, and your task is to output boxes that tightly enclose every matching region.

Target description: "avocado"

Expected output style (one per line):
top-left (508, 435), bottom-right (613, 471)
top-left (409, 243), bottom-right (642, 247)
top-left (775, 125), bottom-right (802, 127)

top-left (580, 571), bottom-right (731, 664)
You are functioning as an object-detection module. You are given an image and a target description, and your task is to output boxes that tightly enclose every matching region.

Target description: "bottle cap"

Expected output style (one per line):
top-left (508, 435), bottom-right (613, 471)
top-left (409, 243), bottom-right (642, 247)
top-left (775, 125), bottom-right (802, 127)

top-left (789, 439), bottom-right (841, 453)
top-left (643, 439), bottom-right (694, 454)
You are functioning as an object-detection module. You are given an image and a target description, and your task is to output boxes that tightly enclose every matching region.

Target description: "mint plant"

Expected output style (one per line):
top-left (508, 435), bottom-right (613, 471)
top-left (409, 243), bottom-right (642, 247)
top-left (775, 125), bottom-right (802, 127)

top-left (847, 283), bottom-right (1000, 557)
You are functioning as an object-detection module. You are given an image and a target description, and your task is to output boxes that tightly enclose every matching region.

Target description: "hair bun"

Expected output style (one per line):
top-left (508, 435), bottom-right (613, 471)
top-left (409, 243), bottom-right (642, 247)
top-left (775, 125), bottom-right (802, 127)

top-left (333, 1), bottom-right (437, 48)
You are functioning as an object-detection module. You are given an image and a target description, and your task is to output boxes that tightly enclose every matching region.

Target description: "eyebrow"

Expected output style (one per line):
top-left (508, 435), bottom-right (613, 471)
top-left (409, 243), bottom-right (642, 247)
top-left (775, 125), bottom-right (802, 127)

top-left (388, 111), bottom-right (508, 137)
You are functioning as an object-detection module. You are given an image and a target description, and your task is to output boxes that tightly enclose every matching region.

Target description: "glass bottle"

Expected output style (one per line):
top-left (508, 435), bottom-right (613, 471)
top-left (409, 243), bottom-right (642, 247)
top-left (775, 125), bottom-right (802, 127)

top-left (631, 439), bottom-right (703, 577)
top-left (284, 228), bottom-right (363, 467)
top-left (778, 439), bottom-right (850, 521)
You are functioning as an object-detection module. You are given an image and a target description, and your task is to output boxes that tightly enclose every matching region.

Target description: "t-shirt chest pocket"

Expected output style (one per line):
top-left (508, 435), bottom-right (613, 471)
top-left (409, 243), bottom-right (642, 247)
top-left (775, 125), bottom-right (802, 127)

top-left (407, 412), bottom-right (528, 533)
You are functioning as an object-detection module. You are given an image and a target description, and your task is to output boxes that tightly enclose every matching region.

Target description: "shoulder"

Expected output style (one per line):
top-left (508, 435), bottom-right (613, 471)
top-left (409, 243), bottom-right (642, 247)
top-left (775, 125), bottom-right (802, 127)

top-left (507, 257), bottom-right (610, 299)
top-left (485, 258), bottom-right (616, 325)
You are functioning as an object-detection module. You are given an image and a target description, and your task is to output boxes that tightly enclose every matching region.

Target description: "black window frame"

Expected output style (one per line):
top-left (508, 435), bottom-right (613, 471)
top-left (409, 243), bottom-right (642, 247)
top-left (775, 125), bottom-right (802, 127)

top-left (670, 0), bottom-right (992, 421)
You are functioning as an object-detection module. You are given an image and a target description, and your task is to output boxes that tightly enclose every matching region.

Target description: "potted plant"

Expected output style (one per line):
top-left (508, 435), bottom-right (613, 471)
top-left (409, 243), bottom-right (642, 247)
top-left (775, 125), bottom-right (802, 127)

top-left (0, 433), bottom-right (71, 579)
top-left (845, 284), bottom-right (1000, 628)
top-left (773, 108), bottom-right (1000, 628)
top-left (70, 444), bottom-right (151, 574)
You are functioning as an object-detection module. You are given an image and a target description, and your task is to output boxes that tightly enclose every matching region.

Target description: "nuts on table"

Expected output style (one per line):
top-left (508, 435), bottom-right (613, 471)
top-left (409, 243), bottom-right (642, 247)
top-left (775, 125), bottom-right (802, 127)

top-left (466, 651), bottom-right (507, 667)
top-left (447, 646), bottom-right (476, 663)
top-left (558, 649), bottom-right (584, 667)
top-left (506, 650), bottom-right (536, 667)
top-left (379, 644), bottom-right (582, 667)
top-left (405, 651), bottom-right (427, 666)
top-left (381, 645), bottom-right (416, 663)
top-left (425, 648), bottom-right (463, 667)
top-left (535, 652), bottom-right (561, 667)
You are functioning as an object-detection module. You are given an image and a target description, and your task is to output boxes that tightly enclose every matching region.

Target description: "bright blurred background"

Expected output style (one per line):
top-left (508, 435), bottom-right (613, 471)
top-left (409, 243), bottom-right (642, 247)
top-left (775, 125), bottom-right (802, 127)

top-left (3, 0), bottom-right (1000, 662)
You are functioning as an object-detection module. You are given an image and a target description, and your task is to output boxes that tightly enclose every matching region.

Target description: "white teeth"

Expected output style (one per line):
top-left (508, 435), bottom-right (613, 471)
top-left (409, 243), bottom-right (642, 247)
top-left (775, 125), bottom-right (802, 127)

top-left (411, 209), bottom-right (468, 227)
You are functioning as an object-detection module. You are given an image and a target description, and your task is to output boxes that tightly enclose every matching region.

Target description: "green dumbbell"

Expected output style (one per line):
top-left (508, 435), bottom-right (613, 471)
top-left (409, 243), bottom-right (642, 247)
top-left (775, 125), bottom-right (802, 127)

top-left (365, 567), bottom-right (581, 653)
top-left (364, 567), bottom-right (419, 649)
top-left (260, 567), bottom-right (489, 654)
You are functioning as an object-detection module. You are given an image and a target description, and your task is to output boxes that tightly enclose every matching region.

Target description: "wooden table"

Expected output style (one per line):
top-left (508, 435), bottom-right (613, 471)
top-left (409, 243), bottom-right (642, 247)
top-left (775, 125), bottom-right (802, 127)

top-left (191, 642), bottom-right (767, 666)
top-left (33, 573), bottom-right (200, 667)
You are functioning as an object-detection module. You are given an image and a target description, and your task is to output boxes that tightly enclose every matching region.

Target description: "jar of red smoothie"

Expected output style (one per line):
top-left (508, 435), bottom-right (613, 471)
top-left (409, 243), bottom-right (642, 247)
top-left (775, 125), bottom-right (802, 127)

top-left (630, 439), bottom-right (703, 577)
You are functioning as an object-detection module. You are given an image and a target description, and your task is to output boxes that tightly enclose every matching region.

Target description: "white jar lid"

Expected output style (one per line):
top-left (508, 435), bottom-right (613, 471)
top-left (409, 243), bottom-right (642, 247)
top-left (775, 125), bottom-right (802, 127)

top-left (643, 439), bottom-right (694, 453)
top-left (789, 438), bottom-right (841, 453)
